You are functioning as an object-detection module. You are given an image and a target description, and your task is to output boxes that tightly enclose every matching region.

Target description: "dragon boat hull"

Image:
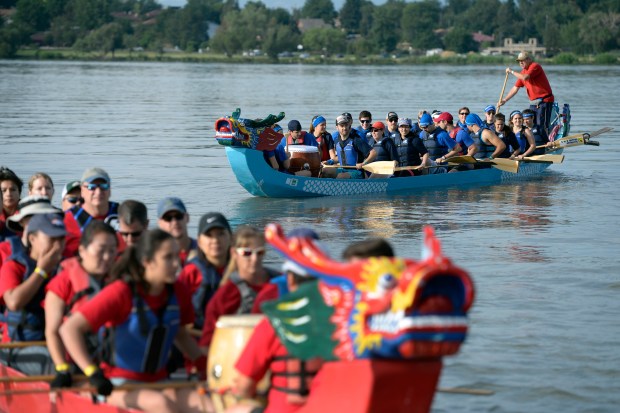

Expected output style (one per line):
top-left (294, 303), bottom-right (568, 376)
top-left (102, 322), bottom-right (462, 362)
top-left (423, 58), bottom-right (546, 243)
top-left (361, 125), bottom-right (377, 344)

top-left (0, 363), bottom-right (142, 413)
top-left (226, 146), bottom-right (559, 198)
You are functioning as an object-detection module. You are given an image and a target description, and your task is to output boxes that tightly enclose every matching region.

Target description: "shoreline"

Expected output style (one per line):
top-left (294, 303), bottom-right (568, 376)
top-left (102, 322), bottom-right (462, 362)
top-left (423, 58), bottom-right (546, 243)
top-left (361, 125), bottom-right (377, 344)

top-left (10, 48), bottom-right (620, 65)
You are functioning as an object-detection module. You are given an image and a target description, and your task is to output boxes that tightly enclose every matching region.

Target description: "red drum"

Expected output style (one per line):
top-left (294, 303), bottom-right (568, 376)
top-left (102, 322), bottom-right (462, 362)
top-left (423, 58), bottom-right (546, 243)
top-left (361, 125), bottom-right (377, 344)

top-left (288, 145), bottom-right (321, 177)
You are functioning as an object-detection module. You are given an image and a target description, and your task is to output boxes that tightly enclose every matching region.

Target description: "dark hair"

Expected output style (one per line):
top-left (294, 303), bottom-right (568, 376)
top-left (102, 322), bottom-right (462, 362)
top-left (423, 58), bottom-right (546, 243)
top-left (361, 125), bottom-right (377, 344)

top-left (495, 113), bottom-right (506, 122)
top-left (80, 221), bottom-right (117, 248)
top-left (522, 108), bottom-right (536, 118)
top-left (342, 238), bottom-right (395, 260)
top-left (119, 200), bottom-right (148, 226)
top-left (0, 166), bottom-right (23, 194)
top-left (111, 229), bottom-right (173, 291)
top-left (359, 110), bottom-right (372, 120)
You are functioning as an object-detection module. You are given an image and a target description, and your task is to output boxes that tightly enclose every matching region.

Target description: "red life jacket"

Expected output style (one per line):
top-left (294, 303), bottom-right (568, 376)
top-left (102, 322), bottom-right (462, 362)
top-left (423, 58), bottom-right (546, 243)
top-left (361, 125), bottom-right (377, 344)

top-left (287, 131), bottom-right (308, 146)
top-left (271, 356), bottom-right (323, 404)
top-left (315, 133), bottom-right (330, 161)
top-left (62, 257), bottom-right (101, 314)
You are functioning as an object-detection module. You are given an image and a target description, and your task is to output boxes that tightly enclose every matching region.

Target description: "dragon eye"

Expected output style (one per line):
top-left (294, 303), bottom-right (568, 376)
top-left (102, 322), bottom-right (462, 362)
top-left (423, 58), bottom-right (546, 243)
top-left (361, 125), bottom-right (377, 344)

top-left (379, 274), bottom-right (397, 290)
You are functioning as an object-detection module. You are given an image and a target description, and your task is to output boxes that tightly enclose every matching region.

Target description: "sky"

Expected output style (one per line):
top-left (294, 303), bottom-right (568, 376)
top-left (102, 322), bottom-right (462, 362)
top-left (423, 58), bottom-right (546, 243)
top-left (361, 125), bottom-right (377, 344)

top-left (158, 1), bottom-right (387, 11)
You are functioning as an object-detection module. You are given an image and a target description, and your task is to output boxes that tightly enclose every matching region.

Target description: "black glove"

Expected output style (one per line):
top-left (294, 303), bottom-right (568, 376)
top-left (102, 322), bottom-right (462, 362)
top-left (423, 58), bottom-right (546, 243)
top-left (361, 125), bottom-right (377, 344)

top-left (88, 369), bottom-right (114, 396)
top-left (50, 371), bottom-right (72, 389)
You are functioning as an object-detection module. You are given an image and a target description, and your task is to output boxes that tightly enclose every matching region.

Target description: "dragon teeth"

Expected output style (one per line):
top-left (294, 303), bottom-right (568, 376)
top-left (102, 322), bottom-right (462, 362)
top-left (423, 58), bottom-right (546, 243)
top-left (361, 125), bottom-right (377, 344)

top-left (368, 311), bottom-right (404, 333)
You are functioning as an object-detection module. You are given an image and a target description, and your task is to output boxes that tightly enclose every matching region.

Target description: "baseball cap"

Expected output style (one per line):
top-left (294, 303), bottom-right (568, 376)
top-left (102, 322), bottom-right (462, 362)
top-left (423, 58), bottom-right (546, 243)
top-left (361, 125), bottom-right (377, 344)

top-left (397, 118), bottom-right (412, 127)
top-left (26, 213), bottom-right (67, 238)
top-left (198, 212), bottom-right (231, 235)
top-left (81, 167), bottom-right (110, 184)
top-left (157, 197), bottom-right (187, 219)
top-left (435, 112), bottom-right (453, 123)
top-left (465, 113), bottom-right (483, 127)
top-left (336, 115), bottom-right (348, 125)
top-left (7, 195), bottom-right (63, 233)
top-left (288, 120), bottom-right (302, 132)
top-left (431, 110), bottom-right (442, 120)
top-left (371, 121), bottom-right (385, 130)
top-left (419, 113), bottom-right (433, 127)
top-left (61, 180), bottom-right (81, 199)
top-left (386, 112), bottom-right (398, 121)
top-left (484, 105), bottom-right (496, 113)
top-left (516, 51), bottom-right (531, 61)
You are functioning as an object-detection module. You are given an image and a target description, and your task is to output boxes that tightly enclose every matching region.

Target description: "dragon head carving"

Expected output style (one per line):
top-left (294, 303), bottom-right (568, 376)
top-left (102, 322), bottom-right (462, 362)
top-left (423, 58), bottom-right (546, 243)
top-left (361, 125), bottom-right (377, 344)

top-left (262, 224), bottom-right (475, 361)
top-left (214, 108), bottom-right (285, 150)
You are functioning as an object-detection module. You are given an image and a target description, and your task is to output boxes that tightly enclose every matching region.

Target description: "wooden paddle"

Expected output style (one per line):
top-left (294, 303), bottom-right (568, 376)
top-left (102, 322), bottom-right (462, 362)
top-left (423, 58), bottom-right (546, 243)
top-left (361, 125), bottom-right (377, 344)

top-left (497, 71), bottom-right (509, 111)
top-left (362, 161), bottom-right (454, 175)
top-left (0, 341), bottom-right (46, 349)
top-left (449, 155), bottom-right (519, 174)
top-left (522, 154), bottom-right (564, 164)
top-left (536, 127), bottom-right (613, 150)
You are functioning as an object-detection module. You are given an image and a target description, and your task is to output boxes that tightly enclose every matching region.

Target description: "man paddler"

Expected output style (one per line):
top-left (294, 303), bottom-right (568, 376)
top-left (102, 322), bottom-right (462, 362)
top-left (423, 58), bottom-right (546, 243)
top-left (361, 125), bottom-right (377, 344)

top-left (323, 114), bottom-right (376, 179)
top-left (500, 51), bottom-right (554, 133)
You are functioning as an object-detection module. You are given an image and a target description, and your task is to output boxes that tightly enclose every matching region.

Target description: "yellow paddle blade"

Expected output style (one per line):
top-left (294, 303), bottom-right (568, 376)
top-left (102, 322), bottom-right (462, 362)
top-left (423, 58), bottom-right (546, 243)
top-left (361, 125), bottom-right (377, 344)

top-left (362, 161), bottom-right (397, 174)
top-left (524, 154), bottom-right (564, 164)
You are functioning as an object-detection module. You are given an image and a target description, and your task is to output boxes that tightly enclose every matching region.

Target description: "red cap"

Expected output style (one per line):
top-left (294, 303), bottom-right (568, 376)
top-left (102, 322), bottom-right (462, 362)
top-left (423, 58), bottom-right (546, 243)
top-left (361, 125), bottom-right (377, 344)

top-left (372, 121), bottom-right (385, 130)
top-left (435, 112), bottom-right (453, 123)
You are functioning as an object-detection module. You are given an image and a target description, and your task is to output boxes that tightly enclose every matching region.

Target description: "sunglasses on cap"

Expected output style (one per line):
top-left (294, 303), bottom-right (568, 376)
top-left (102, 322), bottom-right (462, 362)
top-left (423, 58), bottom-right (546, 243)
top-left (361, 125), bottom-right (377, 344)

top-left (120, 230), bottom-right (143, 238)
top-left (236, 247), bottom-right (266, 257)
top-left (84, 183), bottom-right (110, 191)
top-left (65, 196), bottom-right (84, 204)
top-left (161, 213), bottom-right (185, 222)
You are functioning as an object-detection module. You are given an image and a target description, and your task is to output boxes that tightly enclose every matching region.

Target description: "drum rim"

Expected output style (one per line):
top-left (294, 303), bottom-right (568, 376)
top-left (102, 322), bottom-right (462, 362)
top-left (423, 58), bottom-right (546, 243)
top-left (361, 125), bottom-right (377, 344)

top-left (215, 314), bottom-right (265, 328)
top-left (288, 145), bottom-right (319, 153)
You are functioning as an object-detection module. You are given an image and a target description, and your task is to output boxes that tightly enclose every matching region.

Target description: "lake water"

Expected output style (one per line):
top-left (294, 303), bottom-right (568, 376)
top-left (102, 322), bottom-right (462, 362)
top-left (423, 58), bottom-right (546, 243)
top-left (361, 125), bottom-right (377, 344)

top-left (1, 60), bottom-right (619, 412)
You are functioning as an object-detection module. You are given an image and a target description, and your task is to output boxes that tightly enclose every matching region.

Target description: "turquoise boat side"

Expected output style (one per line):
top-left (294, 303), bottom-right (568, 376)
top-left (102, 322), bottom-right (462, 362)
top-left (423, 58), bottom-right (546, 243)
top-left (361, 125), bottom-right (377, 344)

top-left (225, 147), bottom-right (558, 198)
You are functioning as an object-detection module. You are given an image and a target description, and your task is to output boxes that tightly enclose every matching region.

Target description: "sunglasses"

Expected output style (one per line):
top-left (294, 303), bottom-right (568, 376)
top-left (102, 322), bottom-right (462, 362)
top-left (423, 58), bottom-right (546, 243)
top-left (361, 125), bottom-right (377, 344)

top-left (236, 247), bottom-right (266, 257)
top-left (360, 119), bottom-right (371, 124)
top-left (84, 183), bottom-right (110, 191)
top-left (459, 112), bottom-right (469, 116)
top-left (420, 125), bottom-right (429, 129)
top-left (388, 118), bottom-right (398, 122)
top-left (66, 196), bottom-right (84, 204)
top-left (372, 128), bottom-right (383, 132)
top-left (161, 213), bottom-right (185, 222)
top-left (120, 230), bottom-right (143, 238)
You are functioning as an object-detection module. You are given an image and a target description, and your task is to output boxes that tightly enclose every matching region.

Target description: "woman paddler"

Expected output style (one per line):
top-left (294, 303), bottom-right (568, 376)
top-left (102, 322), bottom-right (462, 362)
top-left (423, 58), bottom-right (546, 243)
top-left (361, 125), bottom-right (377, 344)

top-left (44, 221), bottom-right (118, 388)
top-left (59, 229), bottom-right (211, 413)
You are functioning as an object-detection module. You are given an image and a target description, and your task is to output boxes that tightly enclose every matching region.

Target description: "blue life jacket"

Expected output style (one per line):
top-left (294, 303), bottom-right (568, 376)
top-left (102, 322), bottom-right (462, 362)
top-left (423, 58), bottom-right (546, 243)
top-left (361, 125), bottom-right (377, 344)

top-left (70, 202), bottom-right (119, 232)
top-left (515, 128), bottom-right (527, 153)
top-left (104, 283), bottom-right (180, 375)
top-left (373, 138), bottom-right (391, 161)
top-left (472, 127), bottom-right (496, 159)
top-left (4, 237), bottom-right (47, 341)
top-left (335, 137), bottom-right (357, 166)
top-left (187, 257), bottom-right (222, 329)
top-left (529, 124), bottom-right (548, 155)
top-left (420, 128), bottom-right (449, 160)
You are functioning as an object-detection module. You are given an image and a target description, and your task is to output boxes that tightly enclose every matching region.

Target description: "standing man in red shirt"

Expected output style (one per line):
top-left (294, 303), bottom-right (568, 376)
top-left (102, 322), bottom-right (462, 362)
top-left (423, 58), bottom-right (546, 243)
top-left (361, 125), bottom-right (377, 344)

top-left (500, 51), bottom-right (554, 133)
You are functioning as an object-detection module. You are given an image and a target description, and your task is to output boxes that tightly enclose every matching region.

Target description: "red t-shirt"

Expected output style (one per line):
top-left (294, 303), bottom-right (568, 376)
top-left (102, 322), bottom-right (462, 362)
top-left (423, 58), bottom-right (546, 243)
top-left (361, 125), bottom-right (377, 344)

top-left (235, 318), bottom-right (302, 413)
top-left (199, 279), bottom-right (268, 347)
top-left (77, 279), bottom-right (194, 381)
top-left (515, 62), bottom-right (553, 102)
top-left (251, 283), bottom-right (280, 314)
top-left (177, 261), bottom-right (225, 296)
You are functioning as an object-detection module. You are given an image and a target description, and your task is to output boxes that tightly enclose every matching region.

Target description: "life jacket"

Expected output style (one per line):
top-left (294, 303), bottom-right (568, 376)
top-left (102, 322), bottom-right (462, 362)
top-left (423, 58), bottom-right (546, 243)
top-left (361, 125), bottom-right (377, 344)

top-left (495, 129), bottom-right (512, 158)
top-left (395, 134), bottom-right (423, 167)
top-left (101, 283), bottom-right (180, 375)
top-left (529, 124), bottom-right (548, 155)
top-left (372, 138), bottom-right (393, 162)
top-left (314, 133), bottom-right (331, 161)
top-left (4, 237), bottom-right (47, 341)
top-left (472, 127), bottom-right (496, 160)
top-left (187, 257), bottom-right (222, 329)
top-left (63, 257), bottom-right (102, 315)
top-left (287, 131), bottom-right (308, 146)
top-left (271, 356), bottom-right (324, 404)
top-left (230, 268), bottom-right (278, 315)
top-left (70, 202), bottom-right (120, 233)
top-left (420, 128), bottom-right (449, 160)
top-left (515, 127), bottom-right (527, 153)
top-left (335, 137), bottom-right (358, 167)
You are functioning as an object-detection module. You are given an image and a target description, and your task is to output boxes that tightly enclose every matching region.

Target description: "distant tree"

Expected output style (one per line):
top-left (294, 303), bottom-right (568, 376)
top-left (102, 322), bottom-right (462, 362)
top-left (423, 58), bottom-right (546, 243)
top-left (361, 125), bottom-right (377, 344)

top-left (339, 0), bottom-right (363, 33)
top-left (400, 0), bottom-right (442, 50)
top-left (357, 0), bottom-right (374, 36)
top-left (443, 26), bottom-right (478, 53)
top-left (302, 26), bottom-right (346, 53)
top-left (301, 0), bottom-right (336, 23)
top-left (66, 0), bottom-right (111, 32)
top-left (493, 0), bottom-right (525, 46)
top-left (14, 0), bottom-right (50, 31)
top-left (460, 0), bottom-right (501, 34)
top-left (263, 24), bottom-right (300, 59)
top-left (368, 1), bottom-right (402, 52)
top-left (578, 11), bottom-right (619, 53)
top-left (0, 24), bottom-right (22, 57)
top-left (74, 21), bottom-right (124, 55)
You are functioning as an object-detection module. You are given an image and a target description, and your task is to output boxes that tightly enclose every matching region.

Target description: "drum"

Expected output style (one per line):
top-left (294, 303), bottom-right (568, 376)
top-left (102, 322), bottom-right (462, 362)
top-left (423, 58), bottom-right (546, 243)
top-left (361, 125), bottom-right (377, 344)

top-left (288, 145), bottom-right (321, 177)
top-left (208, 314), bottom-right (269, 412)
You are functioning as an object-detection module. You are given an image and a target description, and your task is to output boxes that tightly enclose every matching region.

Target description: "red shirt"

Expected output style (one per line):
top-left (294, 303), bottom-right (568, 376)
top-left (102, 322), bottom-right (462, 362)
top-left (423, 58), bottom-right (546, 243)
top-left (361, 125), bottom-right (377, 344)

top-left (78, 279), bottom-right (194, 381)
top-left (199, 279), bottom-right (268, 347)
top-left (515, 62), bottom-right (553, 102)
top-left (177, 261), bottom-right (225, 296)
top-left (251, 283), bottom-right (280, 314)
top-left (235, 318), bottom-right (303, 413)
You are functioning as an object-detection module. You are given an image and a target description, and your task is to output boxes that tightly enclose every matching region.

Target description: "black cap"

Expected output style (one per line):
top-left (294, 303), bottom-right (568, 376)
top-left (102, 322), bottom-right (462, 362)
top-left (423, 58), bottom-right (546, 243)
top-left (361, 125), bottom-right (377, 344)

top-left (198, 212), bottom-right (231, 235)
top-left (287, 120), bottom-right (302, 132)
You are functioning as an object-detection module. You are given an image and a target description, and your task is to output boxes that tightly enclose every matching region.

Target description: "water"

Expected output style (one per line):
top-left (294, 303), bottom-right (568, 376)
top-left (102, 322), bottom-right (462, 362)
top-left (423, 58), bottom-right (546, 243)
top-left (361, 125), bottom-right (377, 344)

top-left (1, 60), bottom-right (619, 412)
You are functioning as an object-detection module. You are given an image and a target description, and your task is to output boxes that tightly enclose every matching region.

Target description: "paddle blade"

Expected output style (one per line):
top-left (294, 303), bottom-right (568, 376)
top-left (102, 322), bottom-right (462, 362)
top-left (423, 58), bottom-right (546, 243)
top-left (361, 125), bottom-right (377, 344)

top-left (256, 128), bottom-right (283, 151)
top-left (489, 158), bottom-right (519, 173)
top-left (524, 154), bottom-right (564, 164)
top-left (362, 161), bottom-right (396, 175)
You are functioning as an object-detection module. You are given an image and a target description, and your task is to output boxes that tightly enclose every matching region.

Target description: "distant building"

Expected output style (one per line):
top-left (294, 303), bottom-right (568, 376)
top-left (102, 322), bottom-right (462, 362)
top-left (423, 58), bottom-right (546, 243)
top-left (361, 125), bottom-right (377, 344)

top-left (297, 18), bottom-right (331, 33)
top-left (483, 38), bottom-right (546, 56)
top-left (472, 31), bottom-right (494, 44)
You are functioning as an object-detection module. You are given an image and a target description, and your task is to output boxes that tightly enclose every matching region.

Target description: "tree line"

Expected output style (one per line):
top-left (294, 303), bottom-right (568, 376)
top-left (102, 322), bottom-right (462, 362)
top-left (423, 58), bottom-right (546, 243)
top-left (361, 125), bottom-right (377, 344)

top-left (0, 0), bottom-right (618, 59)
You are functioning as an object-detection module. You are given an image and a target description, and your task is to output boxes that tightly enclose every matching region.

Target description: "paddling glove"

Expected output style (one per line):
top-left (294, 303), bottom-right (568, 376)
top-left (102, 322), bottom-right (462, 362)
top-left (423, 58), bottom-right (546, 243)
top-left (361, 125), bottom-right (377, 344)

top-left (50, 371), bottom-right (72, 388)
top-left (89, 369), bottom-right (114, 396)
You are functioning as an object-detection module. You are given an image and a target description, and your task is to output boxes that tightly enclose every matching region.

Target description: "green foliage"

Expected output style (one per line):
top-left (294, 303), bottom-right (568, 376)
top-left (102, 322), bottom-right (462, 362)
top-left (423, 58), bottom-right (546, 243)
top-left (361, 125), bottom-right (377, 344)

top-left (593, 52), bottom-right (619, 64)
top-left (302, 27), bottom-right (346, 54)
top-left (0, 25), bottom-right (21, 57)
top-left (301, 0), bottom-right (336, 22)
top-left (400, 0), bottom-right (442, 50)
top-left (15, 0), bottom-right (50, 31)
top-left (553, 52), bottom-right (579, 64)
top-left (443, 26), bottom-right (478, 53)
top-left (339, 0), bottom-right (363, 33)
top-left (74, 22), bottom-right (124, 55)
